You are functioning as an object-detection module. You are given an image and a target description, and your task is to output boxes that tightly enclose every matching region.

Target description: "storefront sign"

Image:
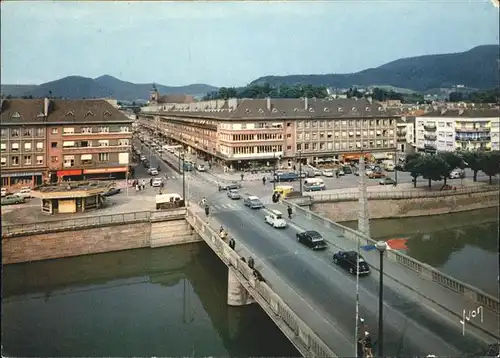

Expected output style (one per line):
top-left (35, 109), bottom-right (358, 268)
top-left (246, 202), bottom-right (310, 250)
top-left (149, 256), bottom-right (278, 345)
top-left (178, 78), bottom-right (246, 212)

top-left (57, 169), bottom-right (83, 177)
top-left (1, 172), bottom-right (43, 178)
top-left (342, 153), bottom-right (371, 160)
top-left (83, 167), bottom-right (127, 174)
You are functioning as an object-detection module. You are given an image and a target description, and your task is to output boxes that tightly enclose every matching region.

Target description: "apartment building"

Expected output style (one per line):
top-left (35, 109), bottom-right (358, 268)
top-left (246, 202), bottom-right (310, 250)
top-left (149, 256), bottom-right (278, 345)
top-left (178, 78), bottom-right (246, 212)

top-left (138, 96), bottom-right (399, 169)
top-left (415, 106), bottom-right (499, 153)
top-left (396, 116), bottom-right (416, 154)
top-left (1, 98), bottom-right (133, 189)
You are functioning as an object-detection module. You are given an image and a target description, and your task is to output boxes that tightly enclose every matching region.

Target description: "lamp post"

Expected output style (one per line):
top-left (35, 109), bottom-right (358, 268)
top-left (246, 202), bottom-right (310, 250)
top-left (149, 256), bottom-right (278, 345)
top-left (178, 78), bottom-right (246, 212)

top-left (375, 240), bottom-right (388, 358)
top-left (273, 150), bottom-right (277, 190)
top-left (181, 152), bottom-right (186, 206)
top-left (394, 149), bottom-right (398, 185)
top-left (298, 151), bottom-right (303, 193)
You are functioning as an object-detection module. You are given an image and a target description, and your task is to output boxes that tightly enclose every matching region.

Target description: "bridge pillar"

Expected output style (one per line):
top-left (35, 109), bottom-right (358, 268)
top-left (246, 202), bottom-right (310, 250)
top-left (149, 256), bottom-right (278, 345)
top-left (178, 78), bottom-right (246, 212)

top-left (357, 155), bottom-right (371, 237)
top-left (227, 269), bottom-right (254, 306)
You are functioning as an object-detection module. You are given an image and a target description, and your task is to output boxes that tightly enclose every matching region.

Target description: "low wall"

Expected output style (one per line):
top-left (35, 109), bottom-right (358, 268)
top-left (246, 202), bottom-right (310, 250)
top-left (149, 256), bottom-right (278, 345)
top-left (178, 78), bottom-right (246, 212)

top-left (311, 190), bottom-right (499, 222)
top-left (2, 208), bottom-right (201, 265)
top-left (284, 198), bottom-right (500, 315)
top-left (185, 208), bottom-right (337, 358)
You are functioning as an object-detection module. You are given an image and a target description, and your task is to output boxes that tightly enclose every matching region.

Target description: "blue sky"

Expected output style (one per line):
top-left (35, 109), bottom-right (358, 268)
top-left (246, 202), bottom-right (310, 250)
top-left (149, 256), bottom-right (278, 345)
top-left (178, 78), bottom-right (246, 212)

top-left (1, 1), bottom-right (498, 87)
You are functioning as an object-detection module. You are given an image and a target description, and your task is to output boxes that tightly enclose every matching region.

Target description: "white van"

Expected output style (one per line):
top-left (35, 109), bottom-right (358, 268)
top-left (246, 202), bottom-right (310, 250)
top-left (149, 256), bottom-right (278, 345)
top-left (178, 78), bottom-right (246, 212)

top-left (303, 178), bottom-right (326, 192)
top-left (156, 193), bottom-right (183, 210)
top-left (384, 162), bottom-right (395, 172)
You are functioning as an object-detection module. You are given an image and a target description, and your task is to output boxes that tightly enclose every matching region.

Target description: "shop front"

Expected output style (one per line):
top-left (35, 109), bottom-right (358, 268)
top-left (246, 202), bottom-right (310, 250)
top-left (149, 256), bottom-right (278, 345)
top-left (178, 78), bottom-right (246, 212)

top-left (341, 153), bottom-right (372, 163)
top-left (1, 171), bottom-right (44, 190)
top-left (83, 167), bottom-right (128, 180)
top-left (57, 169), bottom-right (83, 182)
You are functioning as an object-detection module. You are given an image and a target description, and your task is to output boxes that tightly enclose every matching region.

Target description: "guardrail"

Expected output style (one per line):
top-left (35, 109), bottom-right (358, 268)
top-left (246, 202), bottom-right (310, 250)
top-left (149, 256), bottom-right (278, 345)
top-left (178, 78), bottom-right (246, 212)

top-left (309, 185), bottom-right (497, 202)
top-left (284, 199), bottom-right (500, 314)
top-left (185, 208), bottom-right (337, 358)
top-left (2, 208), bottom-right (187, 238)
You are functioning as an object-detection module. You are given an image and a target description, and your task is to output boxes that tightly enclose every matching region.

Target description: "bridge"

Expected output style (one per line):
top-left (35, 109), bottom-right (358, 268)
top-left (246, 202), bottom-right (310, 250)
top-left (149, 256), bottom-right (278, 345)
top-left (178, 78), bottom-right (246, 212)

top-left (3, 149), bottom-right (499, 357)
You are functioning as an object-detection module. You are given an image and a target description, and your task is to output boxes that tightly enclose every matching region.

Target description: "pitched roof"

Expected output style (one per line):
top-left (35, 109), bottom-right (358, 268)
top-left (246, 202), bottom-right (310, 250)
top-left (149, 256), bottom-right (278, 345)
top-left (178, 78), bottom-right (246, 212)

top-left (150, 97), bottom-right (397, 120)
top-left (158, 94), bottom-right (194, 104)
top-left (422, 107), bottom-right (499, 118)
top-left (0, 99), bottom-right (46, 124)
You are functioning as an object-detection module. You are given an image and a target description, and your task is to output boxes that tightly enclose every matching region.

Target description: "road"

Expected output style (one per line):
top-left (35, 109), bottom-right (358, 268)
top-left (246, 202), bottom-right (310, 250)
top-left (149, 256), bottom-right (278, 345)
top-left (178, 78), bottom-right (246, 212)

top-left (137, 142), bottom-right (494, 357)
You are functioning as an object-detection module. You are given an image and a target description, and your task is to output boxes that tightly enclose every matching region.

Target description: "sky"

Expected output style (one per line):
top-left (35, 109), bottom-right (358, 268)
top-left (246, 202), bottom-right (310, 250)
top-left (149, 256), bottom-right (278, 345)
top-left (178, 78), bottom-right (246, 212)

top-left (1, 0), bottom-right (499, 87)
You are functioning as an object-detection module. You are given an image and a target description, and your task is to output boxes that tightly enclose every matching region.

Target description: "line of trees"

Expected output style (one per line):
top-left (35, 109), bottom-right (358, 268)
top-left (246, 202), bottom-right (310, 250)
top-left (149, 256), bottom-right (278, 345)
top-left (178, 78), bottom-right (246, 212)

top-left (403, 150), bottom-right (500, 188)
top-left (448, 88), bottom-right (499, 104)
top-left (203, 84), bottom-right (328, 100)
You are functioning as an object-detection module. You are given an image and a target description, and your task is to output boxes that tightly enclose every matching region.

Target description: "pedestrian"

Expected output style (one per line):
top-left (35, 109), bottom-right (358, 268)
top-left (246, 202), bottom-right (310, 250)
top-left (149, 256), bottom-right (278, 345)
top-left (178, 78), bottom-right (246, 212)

top-left (160, 181), bottom-right (164, 189)
top-left (240, 173), bottom-right (244, 181)
top-left (287, 205), bottom-right (293, 219)
top-left (262, 177), bottom-right (266, 185)
top-left (149, 178), bottom-right (153, 186)
top-left (135, 184), bottom-right (139, 192)
top-left (363, 331), bottom-right (373, 358)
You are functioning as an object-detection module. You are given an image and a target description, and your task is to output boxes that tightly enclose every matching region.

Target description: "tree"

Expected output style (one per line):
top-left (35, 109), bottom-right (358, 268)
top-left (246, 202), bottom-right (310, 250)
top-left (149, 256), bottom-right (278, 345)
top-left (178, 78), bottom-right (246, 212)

top-left (419, 154), bottom-right (447, 189)
top-left (457, 151), bottom-right (484, 182)
top-left (404, 153), bottom-right (423, 188)
top-left (479, 151), bottom-right (500, 185)
top-left (437, 152), bottom-right (462, 186)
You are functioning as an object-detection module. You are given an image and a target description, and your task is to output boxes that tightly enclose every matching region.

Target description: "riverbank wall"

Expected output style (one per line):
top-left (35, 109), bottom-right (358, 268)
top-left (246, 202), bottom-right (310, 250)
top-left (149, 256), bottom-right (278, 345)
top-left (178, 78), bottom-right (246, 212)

top-left (2, 209), bottom-right (201, 265)
top-left (311, 189), bottom-right (499, 222)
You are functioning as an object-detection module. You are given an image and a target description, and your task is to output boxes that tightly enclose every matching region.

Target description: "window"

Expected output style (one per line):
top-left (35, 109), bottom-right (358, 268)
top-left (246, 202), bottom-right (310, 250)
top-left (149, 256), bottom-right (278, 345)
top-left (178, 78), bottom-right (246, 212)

top-left (11, 112), bottom-right (21, 119)
top-left (80, 154), bottom-right (93, 165)
top-left (63, 141), bottom-right (75, 147)
top-left (104, 110), bottom-right (111, 117)
top-left (11, 156), bottom-right (19, 166)
top-left (11, 129), bottom-right (20, 137)
top-left (98, 127), bottom-right (109, 133)
top-left (51, 142), bottom-right (58, 148)
top-left (81, 127), bottom-right (92, 134)
top-left (11, 143), bottom-right (19, 151)
top-left (117, 139), bottom-right (129, 146)
top-left (63, 155), bottom-right (75, 167)
top-left (24, 142), bottom-right (32, 151)
top-left (99, 153), bottom-right (109, 161)
top-left (24, 155), bottom-right (32, 165)
top-left (98, 140), bottom-right (109, 147)
top-left (36, 142), bottom-right (44, 151)
top-left (36, 156), bottom-right (44, 165)
top-left (51, 128), bottom-right (58, 134)
top-left (36, 128), bottom-right (44, 137)
top-left (37, 112), bottom-right (44, 118)
top-left (0, 128), bottom-right (7, 137)
top-left (0, 143), bottom-right (5, 151)
top-left (63, 127), bottom-right (75, 134)
top-left (1, 157), bottom-right (6, 166)
top-left (66, 111), bottom-right (75, 116)
top-left (23, 128), bottom-right (32, 136)
top-left (118, 153), bottom-right (129, 165)
top-left (51, 156), bottom-right (58, 163)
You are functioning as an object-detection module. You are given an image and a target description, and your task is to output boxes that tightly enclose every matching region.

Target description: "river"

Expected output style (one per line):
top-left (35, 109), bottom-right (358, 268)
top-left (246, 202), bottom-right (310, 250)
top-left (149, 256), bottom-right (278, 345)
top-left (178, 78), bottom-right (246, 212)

top-left (341, 207), bottom-right (499, 297)
top-left (2, 243), bottom-right (300, 357)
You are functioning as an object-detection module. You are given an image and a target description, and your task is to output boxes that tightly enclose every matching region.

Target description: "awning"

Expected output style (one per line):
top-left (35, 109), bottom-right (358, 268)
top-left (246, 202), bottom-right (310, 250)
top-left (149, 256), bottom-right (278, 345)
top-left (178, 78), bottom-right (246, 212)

top-left (81, 154), bottom-right (92, 160)
top-left (372, 152), bottom-right (388, 160)
top-left (1, 172), bottom-right (43, 178)
top-left (57, 169), bottom-right (82, 177)
top-left (63, 141), bottom-right (75, 147)
top-left (83, 167), bottom-right (127, 174)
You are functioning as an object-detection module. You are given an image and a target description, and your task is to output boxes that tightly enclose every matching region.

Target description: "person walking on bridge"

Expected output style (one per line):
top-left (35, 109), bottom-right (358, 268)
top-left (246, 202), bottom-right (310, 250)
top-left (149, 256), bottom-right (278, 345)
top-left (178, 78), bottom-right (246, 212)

top-left (287, 205), bottom-right (293, 220)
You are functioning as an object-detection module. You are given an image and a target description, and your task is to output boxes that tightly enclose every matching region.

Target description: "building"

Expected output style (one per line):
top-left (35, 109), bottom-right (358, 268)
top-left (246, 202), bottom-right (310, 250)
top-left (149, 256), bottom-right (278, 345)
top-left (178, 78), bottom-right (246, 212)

top-left (415, 106), bottom-right (500, 153)
top-left (1, 98), bottom-right (133, 190)
top-left (396, 116), bottom-right (416, 154)
top-left (137, 94), bottom-right (399, 169)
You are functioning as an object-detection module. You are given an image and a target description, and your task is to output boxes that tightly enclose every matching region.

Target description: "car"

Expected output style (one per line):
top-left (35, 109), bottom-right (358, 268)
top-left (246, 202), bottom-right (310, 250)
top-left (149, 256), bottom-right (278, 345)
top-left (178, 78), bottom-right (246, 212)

top-left (197, 164), bottom-right (206, 172)
top-left (152, 178), bottom-right (163, 187)
top-left (148, 168), bottom-right (159, 176)
top-left (265, 210), bottom-right (287, 228)
top-left (227, 189), bottom-right (241, 200)
top-left (322, 169), bottom-right (334, 177)
top-left (15, 187), bottom-right (32, 199)
top-left (337, 169), bottom-right (345, 176)
top-left (296, 230), bottom-right (327, 250)
top-left (379, 177), bottom-right (396, 185)
top-left (1, 195), bottom-right (25, 206)
top-left (218, 182), bottom-right (242, 191)
top-left (1, 188), bottom-right (8, 197)
top-left (243, 196), bottom-right (264, 209)
top-left (102, 187), bottom-right (121, 197)
top-left (449, 169), bottom-right (465, 179)
top-left (140, 155), bottom-right (146, 161)
top-left (333, 250), bottom-right (370, 275)
top-left (368, 171), bottom-right (385, 179)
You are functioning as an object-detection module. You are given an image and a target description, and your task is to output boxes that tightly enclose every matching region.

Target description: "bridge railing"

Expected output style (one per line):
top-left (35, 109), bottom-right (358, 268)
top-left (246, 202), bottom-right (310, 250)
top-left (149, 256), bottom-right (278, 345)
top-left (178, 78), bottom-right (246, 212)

top-left (309, 185), bottom-right (496, 202)
top-left (285, 198), bottom-right (500, 314)
top-left (2, 208), bottom-right (187, 238)
top-left (185, 208), bottom-right (336, 358)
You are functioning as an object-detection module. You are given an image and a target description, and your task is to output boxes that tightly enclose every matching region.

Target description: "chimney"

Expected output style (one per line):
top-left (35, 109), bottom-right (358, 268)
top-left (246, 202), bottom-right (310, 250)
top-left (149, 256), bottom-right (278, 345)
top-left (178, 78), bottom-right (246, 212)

top-left (267, 97), bottom-right (271, 111)
top-left (366, 96), bottom-right (373, 104)
top-left (44, 97), bottom-right (50, 117)
top-left (304, 97), bottom-right (308, 110)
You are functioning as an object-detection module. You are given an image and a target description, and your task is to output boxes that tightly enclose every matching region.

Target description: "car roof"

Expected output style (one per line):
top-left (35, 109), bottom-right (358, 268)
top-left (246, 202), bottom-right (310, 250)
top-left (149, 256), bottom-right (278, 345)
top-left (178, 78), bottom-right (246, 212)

top-left (305, 230), bottom-right (320, 236)
top-left (271, 209), bottom-right (282, 215)
top-left (248, 196), bottom-right (259, 200)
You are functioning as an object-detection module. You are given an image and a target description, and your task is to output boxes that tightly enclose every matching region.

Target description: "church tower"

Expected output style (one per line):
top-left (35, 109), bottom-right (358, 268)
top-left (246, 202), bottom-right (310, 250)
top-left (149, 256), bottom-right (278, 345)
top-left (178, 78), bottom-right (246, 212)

top-left (149, 83), bottom-right (160, 104)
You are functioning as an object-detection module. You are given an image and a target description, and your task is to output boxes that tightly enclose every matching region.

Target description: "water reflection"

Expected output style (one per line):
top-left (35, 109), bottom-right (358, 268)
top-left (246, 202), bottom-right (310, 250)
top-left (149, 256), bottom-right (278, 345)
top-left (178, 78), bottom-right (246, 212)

top-left (2, 244), bottom-right (300, 358)
top-left (342, 208), bottom-right (499, 296)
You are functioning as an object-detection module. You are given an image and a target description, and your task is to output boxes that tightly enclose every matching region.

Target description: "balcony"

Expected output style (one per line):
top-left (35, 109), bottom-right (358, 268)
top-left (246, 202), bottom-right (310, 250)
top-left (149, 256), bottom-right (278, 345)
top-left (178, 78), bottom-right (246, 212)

top-left (455, 127), bottom-right (490, 133)
top-left (62, 145), bottom-right (130, 154)
top-left (423, 124), bottom-right (436, 131)
top-left (424, 134), bottom-right (437, 140)
top-left (455, 136), bottom-right (491, 142)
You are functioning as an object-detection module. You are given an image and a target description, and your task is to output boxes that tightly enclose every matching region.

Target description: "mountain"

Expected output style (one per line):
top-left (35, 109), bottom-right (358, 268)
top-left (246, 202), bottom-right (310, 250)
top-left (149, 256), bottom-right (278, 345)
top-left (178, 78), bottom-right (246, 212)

top-left (1, 75), bottom-right (219, 101)
top-left (250, 45), bottom-right (500, 92)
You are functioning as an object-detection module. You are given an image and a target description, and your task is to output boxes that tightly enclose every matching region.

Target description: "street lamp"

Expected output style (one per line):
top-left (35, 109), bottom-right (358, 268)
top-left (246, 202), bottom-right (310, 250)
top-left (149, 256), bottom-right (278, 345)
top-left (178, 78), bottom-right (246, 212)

top-left (273, 150), bottom-right (277, 190)
top-left (375, 240), bottom-right (388, 358)
top-left (298, 151), bottom-right (303, 193)
top-left (181, 152), bottom-right (186, 206)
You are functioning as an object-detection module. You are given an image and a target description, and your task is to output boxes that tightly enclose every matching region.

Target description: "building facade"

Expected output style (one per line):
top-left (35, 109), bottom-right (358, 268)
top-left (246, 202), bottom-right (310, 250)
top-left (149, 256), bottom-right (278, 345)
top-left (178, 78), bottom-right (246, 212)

top-left (138, 96), bottom-right (399, 168)
top-left (1, 98), bottom-right (133, 189)
top-left (415, 107), bottom-right (499, 153)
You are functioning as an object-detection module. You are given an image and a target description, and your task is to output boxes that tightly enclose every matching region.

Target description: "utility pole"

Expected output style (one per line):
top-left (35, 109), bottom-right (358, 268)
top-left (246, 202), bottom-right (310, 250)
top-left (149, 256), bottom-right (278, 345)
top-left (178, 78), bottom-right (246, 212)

top-left (273, 151), bottom-right (277, 190)
top-left (298, 151), bottom-right (303, 193)
top-left (358, 153), bottom-right (370, 238)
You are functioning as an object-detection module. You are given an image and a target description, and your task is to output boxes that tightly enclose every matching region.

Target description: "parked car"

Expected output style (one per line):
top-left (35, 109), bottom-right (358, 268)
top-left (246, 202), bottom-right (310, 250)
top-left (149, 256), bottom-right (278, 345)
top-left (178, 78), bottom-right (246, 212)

top-left (15, 187), bottom-right (32, 199)
top-left (333, 250), bottom-right (370, 275)
top-left (449, 169), bottom-right (465, 179)
top-left (379, 177), bottom-right (396, 185)
top-left (322, 169), bottom-right (334, 177)
top-left (1, 195), bottom-right (25, 206)
top-left (148, 168), bottom-right (159, 176)
top-left (296, 230), bottom-right (327, 250)
top-left (102, 188), bottom-right (121, 197)
top-left (243, 195), bottom-right (264, 209)
top-left (227, 189), bottom-right (241, 200)
top-left (218, 182), bottom-right (242, 191)
top-left (368, 171), bottom-right (385, 179)
top-left (197, 164), bottom-right (206, 172)
top-left (265, 209), bottom-right (287, 228)
top-left (152, 178), bottom-right (163, 187)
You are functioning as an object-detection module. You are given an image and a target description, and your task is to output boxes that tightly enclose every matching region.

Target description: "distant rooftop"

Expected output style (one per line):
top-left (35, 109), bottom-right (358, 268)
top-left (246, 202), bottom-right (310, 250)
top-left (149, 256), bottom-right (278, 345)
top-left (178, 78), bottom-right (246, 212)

top-left (34, 181), bottom-right (111, 193)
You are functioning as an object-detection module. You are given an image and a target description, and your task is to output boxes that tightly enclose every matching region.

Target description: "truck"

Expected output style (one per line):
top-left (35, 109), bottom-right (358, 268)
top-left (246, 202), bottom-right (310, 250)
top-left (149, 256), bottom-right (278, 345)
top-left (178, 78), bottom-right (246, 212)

top-left (156, 193), bottom-right (184, 210)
